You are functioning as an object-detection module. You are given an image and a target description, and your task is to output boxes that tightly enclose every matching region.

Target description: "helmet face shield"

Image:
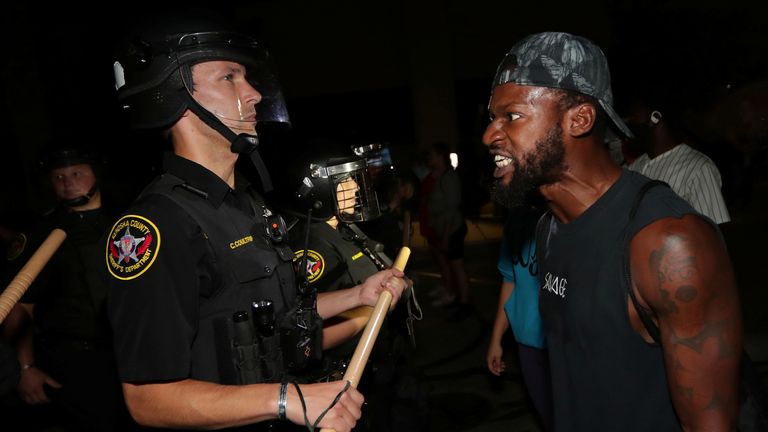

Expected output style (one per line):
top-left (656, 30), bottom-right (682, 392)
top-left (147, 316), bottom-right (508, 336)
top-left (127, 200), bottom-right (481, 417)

top-left (114, 29), bottom-right (290, 130)
top-left (351, 142), bottom-right (394, 186)
top-left (335, 176), bottom-right (359, 216)
top-left (175, 32), bottom-right (290, 128)
top-left (309, 158), bottom-right (381, 223)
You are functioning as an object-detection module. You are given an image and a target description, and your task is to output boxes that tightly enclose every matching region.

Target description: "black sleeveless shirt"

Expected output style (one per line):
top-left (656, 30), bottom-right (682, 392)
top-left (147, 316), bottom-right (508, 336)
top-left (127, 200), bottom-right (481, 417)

top-left (538, 169), bottom-right (701, 431)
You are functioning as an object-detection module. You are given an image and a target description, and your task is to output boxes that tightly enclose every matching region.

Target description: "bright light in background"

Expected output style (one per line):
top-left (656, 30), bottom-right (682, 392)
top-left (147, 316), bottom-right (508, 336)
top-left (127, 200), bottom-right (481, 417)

top-left (450, 152), bottom-right (459, 169)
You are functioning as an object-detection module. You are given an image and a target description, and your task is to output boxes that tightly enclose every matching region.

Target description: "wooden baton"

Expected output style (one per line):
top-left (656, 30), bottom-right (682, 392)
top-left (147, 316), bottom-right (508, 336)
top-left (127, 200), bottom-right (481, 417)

top-left (0, 228), bottom-right (67, 324)
top-left (320, 246), bottom-right (410, 432)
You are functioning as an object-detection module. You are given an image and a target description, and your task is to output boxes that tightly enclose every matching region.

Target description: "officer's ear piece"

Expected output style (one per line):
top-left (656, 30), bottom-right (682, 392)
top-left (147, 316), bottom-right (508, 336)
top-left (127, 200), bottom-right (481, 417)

top-left (650, 110), bottom-right (662, 125)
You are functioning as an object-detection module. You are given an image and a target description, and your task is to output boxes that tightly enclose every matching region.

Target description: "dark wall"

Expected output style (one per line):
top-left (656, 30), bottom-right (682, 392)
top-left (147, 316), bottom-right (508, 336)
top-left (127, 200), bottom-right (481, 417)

top-left (2, 0), bottom-right (767, 224)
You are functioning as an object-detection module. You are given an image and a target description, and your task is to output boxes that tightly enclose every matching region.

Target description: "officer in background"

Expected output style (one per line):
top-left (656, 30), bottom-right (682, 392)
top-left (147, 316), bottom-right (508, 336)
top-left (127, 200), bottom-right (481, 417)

top-left (274, 150), bottom-right (427, 432)
top-left (2, 147), bottom-right (133, 431)
top-left (277, 153), bottom-right (393, 352)
top-left (107, 10), bottom-right (406, 432)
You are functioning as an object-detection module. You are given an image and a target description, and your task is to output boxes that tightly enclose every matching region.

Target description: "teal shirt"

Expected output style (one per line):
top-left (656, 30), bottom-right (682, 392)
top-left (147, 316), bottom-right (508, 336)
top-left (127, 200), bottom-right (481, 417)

top-left (498, 233), bottom-right (544, 348)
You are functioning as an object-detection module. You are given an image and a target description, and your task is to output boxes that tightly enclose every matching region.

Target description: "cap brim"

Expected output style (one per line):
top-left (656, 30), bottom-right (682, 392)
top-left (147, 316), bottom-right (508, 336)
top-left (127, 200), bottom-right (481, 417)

top-left (600, 100), bottom-right (634, 139)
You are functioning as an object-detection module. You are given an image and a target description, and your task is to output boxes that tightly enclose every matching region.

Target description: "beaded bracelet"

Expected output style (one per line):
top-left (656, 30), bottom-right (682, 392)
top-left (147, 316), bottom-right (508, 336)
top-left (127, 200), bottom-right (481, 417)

top-left (278, 380), bottom-right (288, 421)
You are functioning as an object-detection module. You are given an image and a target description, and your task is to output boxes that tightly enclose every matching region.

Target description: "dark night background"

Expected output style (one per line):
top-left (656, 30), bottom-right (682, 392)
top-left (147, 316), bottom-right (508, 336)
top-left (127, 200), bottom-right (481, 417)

top-left (1, 0), bottom-right (767, 223)
top-left (3, 2), bottom-right (768, 428)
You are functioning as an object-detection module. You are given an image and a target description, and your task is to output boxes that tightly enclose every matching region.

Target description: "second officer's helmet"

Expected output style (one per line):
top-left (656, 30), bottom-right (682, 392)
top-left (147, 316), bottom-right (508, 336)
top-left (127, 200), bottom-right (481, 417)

top-left (112, 12), bottom-right (289, 131)
top-left (41, 147), bottom-right (102, 208)
top-left (282, 153), bottom-right (381, 223)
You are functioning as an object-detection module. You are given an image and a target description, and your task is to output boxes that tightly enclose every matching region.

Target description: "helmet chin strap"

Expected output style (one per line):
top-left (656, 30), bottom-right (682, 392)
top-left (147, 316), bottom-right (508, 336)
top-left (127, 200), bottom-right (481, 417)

top-left (62, 184), bottom-right (98, 208)
top-left (181, 92), bottom-right (273, 192)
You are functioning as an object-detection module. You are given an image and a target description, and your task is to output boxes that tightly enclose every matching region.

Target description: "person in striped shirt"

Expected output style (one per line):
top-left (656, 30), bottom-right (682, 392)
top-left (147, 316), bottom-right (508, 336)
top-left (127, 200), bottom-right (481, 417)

top-left (624, 97), bottom-right (731, 224)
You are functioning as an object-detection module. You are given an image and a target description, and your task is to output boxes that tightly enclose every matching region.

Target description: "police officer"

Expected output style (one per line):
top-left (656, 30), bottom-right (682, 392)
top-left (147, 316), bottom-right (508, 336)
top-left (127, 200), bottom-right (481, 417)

top-left (3, 147), bottom-right (132, 431)
top-left (276, 152), bottom-right (427, 431)
top-left (279, 154), bottom-right (391, 350)
top-left (107, 12), bottom-right (406, 432)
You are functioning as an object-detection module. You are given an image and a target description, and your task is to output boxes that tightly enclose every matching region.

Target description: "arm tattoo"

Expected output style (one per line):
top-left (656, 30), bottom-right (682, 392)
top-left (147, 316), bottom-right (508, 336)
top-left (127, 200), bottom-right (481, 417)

top-left (649, 247), bottom-right (696, 285)
top-left (671, 383), bottom-right (694, 404)
top-left (649, 239), bottom-right (734, 359)
top-left (704, 393), bottom-right (724, 411)
top-left (675, 285), bottom-right (697, 303)
top-left (669, 320), bottom-right (734, 358)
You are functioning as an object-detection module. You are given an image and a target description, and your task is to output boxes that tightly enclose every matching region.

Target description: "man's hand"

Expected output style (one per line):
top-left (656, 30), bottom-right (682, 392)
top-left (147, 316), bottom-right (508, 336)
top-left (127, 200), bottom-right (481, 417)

top-left (18, 366), bottom-right (62, 404)
top-left (358, 269), bottom-right (406, 310)
top-left (286, 381), bottom-right (364, 432)
top-left (486, 342), bottom-right (505, 376)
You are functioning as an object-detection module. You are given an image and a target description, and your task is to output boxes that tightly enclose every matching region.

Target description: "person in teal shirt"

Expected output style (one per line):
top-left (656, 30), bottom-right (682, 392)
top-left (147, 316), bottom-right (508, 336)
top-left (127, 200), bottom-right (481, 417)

top-left (486, 205), bottom-right (551, 431)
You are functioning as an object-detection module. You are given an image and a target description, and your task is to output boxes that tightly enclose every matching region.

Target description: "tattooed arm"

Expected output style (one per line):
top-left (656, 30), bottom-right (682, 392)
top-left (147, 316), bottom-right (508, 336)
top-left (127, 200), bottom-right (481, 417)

top-left (629, 214), bottom-right (742, 431)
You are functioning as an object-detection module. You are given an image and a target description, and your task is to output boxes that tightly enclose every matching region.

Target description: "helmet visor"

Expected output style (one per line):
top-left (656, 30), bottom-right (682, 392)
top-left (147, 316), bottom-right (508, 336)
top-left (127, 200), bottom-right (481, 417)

top-left (312, 158), bottom-right (381, 222)
top-left (175, 32), bottom-right (290, 130)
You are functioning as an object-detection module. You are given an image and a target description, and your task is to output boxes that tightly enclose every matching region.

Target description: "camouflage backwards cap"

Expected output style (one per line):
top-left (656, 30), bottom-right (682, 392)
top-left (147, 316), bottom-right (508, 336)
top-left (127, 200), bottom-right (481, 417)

top-left (492, 32), bottom-right (632, 138)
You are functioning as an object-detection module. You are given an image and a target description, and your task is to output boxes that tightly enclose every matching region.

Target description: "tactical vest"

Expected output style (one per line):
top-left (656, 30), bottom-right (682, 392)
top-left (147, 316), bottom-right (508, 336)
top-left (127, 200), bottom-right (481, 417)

top-left (29, 208), bottom-right (112, 342)
top-left (142, 174), bottom-right (297, 384)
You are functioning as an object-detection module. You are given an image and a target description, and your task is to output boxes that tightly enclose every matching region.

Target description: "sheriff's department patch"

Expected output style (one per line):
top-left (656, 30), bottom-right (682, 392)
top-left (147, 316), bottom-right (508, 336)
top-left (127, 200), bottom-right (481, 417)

top-left (293, 249), bottom-right (325, 283)
top-left (6, 232), bottom-right (27, 261)
top-left (106, 215), bottom-right (160, 280)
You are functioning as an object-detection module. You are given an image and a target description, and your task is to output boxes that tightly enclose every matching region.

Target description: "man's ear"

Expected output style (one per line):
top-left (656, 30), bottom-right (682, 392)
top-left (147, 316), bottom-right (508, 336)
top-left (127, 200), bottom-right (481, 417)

top-left (566, 103), bottom-right (597, 138)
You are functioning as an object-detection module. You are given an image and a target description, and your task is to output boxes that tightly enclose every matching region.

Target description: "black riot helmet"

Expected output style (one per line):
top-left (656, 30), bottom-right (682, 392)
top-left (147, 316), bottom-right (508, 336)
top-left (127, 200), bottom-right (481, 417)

top-left (42, 147), bottom-right (101, 208)
top-left (284, 155), bottom-right (381, 223)
top-left (112, 12), bottom-right (289, 191)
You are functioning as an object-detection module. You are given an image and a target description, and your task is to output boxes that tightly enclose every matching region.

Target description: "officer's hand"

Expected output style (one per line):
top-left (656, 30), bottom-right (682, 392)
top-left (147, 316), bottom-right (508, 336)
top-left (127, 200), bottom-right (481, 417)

top-left (286, 381), bottom-right (364, 432)
top-left (358, 269), bottom-right (406, 310)
top-left (17, 366), bottom-right (62, 404)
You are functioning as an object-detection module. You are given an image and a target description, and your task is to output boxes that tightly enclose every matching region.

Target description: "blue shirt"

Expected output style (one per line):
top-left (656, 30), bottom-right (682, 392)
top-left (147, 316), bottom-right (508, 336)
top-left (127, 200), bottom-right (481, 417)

top-left (498, 230), bottom-right (544, 348)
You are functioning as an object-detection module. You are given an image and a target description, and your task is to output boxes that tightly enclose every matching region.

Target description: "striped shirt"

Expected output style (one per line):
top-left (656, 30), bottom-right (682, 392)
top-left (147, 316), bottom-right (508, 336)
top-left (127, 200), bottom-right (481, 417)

top-left (627, 143), bottom-right (730, 224)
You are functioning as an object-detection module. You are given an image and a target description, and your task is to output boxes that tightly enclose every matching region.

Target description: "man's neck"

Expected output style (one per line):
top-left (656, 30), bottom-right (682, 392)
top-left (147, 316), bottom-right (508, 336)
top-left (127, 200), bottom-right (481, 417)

top-left (69, 191), bottom-right (102, 212)
top-left (540, 153), bottom-right (622, 224)
top-left (172, 120), bottom-right (238, 188)
top-left (647, 132), bottom-right (679, 159)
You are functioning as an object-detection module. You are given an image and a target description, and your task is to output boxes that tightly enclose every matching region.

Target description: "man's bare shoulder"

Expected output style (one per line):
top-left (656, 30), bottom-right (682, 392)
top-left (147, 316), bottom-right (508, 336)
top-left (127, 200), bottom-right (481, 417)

top-left (629, 213), bottom-right (738, 328)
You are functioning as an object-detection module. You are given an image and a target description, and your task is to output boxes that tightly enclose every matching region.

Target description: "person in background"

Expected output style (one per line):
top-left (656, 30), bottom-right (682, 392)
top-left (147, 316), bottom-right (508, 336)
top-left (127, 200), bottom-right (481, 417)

top-left (417, 142), bottom-right (470, 308)
top-left (376, 172), bottom-right (418, 259)
top-left (2, 147), bottom-right (133, 431)
top-left (486, 204), bottom-right (551, 431)
top-left (483, 31), bottom-right (741, 430)
top-left (276, 150), bottom-right (426, 431)
top-left (624, 93), bottom-right (731, 224)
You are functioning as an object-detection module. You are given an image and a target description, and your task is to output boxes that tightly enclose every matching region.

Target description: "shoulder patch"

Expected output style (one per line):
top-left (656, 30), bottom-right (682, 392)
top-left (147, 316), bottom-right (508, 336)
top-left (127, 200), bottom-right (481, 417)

top-left (106, 215), bottom-right (161, 280)
top-left (293, 249), bottom-right (325, 283)
top-left (6, 232), bottom-right (27, 261)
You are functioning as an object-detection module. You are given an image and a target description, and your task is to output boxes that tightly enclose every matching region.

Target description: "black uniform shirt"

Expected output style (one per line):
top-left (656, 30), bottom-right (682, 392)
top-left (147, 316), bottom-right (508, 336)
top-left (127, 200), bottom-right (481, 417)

top-left (105, 153), bottom-right (293, 383)
top-left (289, 220), bottom-right (388, 367)
top-left (7, 207), bottom-right (111, 340)
top-left (290, 220), bottom-right (381, 293)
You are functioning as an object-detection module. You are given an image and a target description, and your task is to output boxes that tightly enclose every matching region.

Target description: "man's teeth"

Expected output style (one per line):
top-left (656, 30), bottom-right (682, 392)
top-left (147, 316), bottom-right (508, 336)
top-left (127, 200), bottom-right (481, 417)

top-left (494, 155), bottom-right (512, 168)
